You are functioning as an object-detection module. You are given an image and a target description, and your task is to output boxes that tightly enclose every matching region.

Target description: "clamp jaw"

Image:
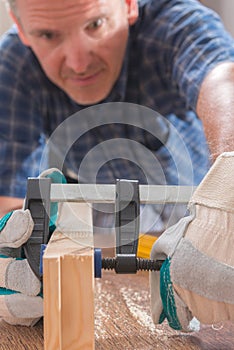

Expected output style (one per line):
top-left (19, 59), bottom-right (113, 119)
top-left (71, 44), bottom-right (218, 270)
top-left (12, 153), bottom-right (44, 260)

top-left (23, 177), bottom-right (51, 280)
top-left (115, 179), bottom-right (140, 273)
top-left (98, 179), bottom-right (163, 277)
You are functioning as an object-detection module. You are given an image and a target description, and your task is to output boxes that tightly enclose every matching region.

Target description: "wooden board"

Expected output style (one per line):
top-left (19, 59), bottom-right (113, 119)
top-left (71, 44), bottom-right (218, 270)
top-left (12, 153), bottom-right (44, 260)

top-left (43, 203), bottom-right (95, 350)
top-left (0, 270), bottom-right (233, 349)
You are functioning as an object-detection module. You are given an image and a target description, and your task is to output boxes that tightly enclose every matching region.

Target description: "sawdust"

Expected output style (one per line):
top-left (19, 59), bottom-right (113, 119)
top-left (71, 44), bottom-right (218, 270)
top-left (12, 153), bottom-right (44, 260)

top-left (119, 286), bottom-right (169, 341)
top-left (94, 271), bottom-right (174, 346)
top-left (95, 279), bottom-right (115, 340)
top-left (120, 286), bottom-right (156, 332)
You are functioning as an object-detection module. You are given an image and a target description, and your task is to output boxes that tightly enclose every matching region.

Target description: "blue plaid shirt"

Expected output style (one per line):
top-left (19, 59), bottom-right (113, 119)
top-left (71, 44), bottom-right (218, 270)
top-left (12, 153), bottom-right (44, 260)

top-left (1, 0), bottom-right (234, 205)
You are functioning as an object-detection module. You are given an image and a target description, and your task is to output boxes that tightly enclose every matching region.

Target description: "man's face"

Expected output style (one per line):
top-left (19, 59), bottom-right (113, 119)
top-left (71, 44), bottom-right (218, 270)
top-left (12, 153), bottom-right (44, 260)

top-left (14, 0), bottom-right (138, 105)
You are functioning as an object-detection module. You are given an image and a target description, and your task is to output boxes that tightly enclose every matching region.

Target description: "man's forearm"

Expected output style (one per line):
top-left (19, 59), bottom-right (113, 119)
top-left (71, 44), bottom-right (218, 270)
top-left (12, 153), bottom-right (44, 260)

top-left (197, 61), bottom-right (234, 160)
top-left (0, 197), bottom-right (24, 217)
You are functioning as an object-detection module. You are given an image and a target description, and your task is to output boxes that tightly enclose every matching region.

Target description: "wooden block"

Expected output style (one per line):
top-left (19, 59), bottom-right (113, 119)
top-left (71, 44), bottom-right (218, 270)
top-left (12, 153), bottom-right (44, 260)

top-left (43, 203), bottom-right (95, 350)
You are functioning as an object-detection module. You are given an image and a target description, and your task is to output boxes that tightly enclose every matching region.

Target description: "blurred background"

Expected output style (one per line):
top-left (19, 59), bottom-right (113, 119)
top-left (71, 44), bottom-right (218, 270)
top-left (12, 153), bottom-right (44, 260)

top-left (0, 1), bottom-right (12, 35)
top-left (202, 0), bottom-right (234, 37)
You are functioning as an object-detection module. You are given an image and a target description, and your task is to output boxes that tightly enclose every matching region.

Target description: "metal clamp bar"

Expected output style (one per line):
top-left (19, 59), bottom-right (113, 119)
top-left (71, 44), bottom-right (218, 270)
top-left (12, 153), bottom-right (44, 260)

top-left (50, 184), bottom-right (196, 204)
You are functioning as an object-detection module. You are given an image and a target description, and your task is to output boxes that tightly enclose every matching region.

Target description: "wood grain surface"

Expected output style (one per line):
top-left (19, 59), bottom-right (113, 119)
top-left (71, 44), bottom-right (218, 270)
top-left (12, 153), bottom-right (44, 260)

top-left (0, 270), bottom-right (233, 350)
top-left (43, 229), bottom-right (94, 350)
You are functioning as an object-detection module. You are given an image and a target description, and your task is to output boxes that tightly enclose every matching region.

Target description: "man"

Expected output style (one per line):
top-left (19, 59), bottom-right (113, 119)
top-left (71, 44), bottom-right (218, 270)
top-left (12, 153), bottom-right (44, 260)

top-left (0, 0), bottom-right (233, 328)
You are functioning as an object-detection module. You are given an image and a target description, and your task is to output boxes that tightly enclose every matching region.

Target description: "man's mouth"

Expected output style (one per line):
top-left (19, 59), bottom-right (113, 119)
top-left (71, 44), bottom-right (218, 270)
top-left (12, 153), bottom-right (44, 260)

top-left (63, 70), bottom-right (104, 87)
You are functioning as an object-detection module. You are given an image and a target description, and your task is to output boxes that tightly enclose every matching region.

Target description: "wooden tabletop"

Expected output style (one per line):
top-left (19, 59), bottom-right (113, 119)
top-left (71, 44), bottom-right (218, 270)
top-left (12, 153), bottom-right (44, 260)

top-left (0, 270), bottom-right (233, 350)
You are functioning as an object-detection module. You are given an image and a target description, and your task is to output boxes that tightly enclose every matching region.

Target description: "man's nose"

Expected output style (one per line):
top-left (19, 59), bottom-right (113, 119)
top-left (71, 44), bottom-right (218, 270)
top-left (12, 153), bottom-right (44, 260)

top-left (64, 33), bottom-right (93, 74)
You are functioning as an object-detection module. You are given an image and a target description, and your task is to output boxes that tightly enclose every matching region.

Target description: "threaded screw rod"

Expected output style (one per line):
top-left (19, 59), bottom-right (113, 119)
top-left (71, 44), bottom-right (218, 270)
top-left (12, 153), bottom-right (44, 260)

top-left (102, 257), bottom-right (164, 272)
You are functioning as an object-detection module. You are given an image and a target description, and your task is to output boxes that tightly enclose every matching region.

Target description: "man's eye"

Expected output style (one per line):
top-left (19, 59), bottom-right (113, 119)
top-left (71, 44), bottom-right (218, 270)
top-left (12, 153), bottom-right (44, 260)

top-left (87, 18), bottom-right (104, 30)
top-left (40, 31), bottom-right (56, 40)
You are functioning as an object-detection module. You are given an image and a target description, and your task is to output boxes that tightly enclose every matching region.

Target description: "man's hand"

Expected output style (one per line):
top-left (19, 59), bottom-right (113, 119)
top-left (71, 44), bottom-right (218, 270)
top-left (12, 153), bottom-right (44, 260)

top-left (150, 152), bottom-right (234, 332)
top-left (0, 209), bottom-right (42, 326)
top-left (0, 168), bottom-right (66, 326)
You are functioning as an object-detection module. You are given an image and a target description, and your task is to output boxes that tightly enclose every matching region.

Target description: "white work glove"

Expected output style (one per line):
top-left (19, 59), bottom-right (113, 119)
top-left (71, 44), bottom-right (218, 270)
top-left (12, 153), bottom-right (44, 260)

top-left (0, 209), bottom-right (42, 326)
top-left (150, 152), bottom-right (234, 332)
top-left (0, 168), bottom-right (66, 326)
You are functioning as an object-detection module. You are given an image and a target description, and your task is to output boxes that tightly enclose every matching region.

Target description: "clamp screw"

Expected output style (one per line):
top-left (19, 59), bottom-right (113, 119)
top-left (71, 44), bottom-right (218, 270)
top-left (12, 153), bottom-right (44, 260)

top-left (102, 257), bottom-right (163, 272)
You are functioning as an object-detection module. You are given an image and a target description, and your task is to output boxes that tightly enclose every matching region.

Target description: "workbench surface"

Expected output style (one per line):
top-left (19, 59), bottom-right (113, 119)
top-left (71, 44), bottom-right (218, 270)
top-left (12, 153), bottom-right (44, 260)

top-left (0, 270), bottom-right (233, 350)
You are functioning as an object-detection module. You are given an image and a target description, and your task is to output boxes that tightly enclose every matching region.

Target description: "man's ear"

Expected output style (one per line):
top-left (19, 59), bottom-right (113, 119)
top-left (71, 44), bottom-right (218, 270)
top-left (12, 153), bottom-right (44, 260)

top-left (125, 0), bottom-right (139, 26)
top-left (9, 9), bottom-right (30, 46)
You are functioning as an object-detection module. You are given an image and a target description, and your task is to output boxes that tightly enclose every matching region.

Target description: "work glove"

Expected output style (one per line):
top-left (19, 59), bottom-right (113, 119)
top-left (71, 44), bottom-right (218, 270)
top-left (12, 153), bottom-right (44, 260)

top-left (150, 152), bottom-right (234, 332)
top-left (0, 168), bottom-right (66, 326)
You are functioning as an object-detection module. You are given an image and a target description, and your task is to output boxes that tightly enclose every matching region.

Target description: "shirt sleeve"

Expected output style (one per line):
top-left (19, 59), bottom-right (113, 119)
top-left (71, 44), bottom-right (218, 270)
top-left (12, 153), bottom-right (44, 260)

top-left (0, 28), bottom-right (48, 197)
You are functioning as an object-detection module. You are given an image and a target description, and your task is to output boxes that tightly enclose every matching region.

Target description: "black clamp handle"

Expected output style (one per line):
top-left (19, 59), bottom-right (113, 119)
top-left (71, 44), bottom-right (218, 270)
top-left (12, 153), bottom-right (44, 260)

top-left (23, 178), bottom-right (51, 280)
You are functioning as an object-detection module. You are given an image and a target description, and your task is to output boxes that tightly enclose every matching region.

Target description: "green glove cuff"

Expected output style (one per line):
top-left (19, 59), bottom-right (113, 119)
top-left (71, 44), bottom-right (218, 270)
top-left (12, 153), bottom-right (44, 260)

top-left (0, 212), bottom-right (13, 231)
top-left (160, 258), bottom-right (182, 330)
top-left (0, 287), bottom-right (18, 295)
top-left (0, 254), bottom-right (22, 261)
